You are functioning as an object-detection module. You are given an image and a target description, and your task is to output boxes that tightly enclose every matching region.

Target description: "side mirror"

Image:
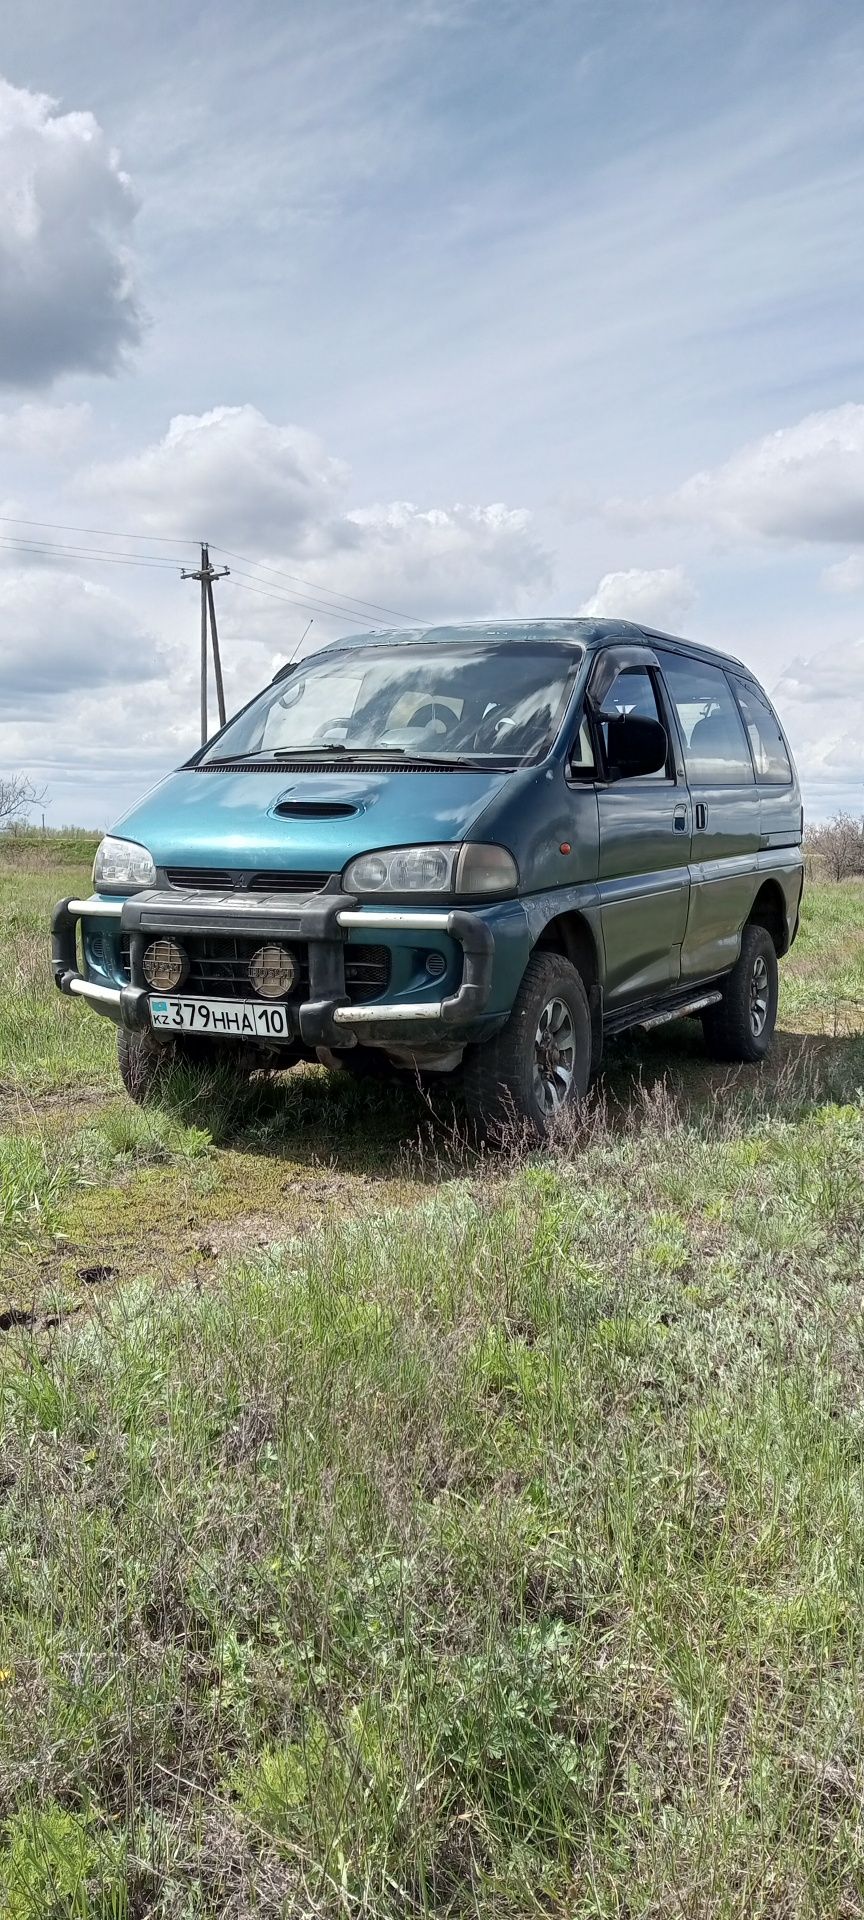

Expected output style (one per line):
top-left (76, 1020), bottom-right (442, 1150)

top-left (601, 712), bottom-right (667, 780)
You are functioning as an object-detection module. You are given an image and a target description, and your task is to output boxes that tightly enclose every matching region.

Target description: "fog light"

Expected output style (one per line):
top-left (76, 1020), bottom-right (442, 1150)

top-left (425, 952), bottom-right (446, 979)
top-left (143, 938), bottom-right (188, 992)
top-left (249, 943), bottom-right (296, 999)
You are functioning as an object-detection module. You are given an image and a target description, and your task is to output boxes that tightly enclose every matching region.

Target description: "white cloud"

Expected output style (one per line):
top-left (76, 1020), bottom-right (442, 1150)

top-left (84, 407), bottom-right (346, 548)
top-left (771, 639), bottom-right (864, 788)
top-left (0, 75), bottom-right (141, 388)
top-left (605, 405), bottom-right (864, 547)
top-left (326, 501), bottom-right (550, 617)
top-left (822, 554), bottom-right (864, 595)
top-left (81, 406), bottom-right (551, 619)
top-left (774, 639), bottom-right (864, 711)
top-left (0, 569), bottom-right (163, 699)
top-left (0, 401), bottom-right (91, 456)
top-left (578, 565), bottom-right (695, 627)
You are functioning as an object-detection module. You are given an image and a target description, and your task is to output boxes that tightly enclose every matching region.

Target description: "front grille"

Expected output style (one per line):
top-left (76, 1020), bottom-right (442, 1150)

top-left (165, 867), bottom-right (332, 894)
top-left (247, 872), bottom-right (332, 894)
top-left (122, 934), bottom-right (389, 1004)
top-left (165, 867), bottom-right (232, 891)
top-left (183, 936), bottom-right (312, 999)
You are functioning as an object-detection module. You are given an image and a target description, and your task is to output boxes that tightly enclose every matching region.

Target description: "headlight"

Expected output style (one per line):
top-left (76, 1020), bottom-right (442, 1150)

top-left (93, 835), bottom-right (157, 894)
top-left (342, 843), bottom-right (518, 898)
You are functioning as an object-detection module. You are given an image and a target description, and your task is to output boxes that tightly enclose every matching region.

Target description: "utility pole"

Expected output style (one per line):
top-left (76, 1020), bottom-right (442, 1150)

top-left (181, 543), bottom-right (230, 742)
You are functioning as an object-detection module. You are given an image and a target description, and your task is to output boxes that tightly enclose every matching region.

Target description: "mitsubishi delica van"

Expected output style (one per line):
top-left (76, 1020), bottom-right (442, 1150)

top-left (52, 620), bottom-right (804, 1138)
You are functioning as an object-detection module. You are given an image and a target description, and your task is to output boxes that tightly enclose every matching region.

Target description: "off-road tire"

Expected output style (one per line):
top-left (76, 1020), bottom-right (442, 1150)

top-left (462, 952), bottom-right (591, 1144)
top-left (117, 1026), bottom-right (176, 1104)
top-left (701, 922), bottom-right (778, 1063)
top-left (117, 1027), bottom-right (251, 1104)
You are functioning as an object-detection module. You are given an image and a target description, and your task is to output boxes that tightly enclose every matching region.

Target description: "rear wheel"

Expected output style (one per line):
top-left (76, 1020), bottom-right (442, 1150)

top-left (462, 952), bottom-right (591, 1143)
top-left (701, 922), bottom-right (778, 1063)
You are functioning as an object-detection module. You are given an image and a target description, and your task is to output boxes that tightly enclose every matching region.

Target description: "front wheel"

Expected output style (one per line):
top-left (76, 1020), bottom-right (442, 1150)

top-left (701, 923), bottom-right (779, 1063)
top-left (462, 953), bottom-right (591, 1143)
top-left (116, 1027), bottom-right (251, 1104)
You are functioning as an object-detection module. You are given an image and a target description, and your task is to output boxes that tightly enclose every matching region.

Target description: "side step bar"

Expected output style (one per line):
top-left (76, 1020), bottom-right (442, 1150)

top-left (636, 991), bottom-right (722, 1031)
top-left (605, 988), bottom-right (723, 1038)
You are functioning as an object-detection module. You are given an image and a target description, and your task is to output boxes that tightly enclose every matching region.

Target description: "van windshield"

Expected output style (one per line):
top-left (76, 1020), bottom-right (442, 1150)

top-left (200, 639), bottom-right (583, 767)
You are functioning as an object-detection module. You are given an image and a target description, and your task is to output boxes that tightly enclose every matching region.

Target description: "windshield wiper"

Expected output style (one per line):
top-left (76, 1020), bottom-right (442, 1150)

top-left (206, 744), bottom-right (408, 764)
top-left (204, 745), bottom-right (517, 770)
top-left (410, 752), bottom-right (517, 769)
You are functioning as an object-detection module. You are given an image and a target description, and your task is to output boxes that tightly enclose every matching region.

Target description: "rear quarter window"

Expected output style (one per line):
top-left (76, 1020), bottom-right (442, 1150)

top-left (733, 680), bottom-right (793, 784)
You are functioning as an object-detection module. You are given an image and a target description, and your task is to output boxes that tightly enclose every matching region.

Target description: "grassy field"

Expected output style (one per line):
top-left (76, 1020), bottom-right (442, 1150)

top-left (1, 832), bottom-right (864, 1918)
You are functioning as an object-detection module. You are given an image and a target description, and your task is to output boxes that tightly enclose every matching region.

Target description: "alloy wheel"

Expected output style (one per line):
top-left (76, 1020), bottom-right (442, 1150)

top-left (749, 953), bottom-right (770, 1037)
top-left (532, 996), bottom-right (576, 1114)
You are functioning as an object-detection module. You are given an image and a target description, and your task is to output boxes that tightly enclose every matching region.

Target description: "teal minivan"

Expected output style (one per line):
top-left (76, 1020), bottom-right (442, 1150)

top-left (53, 619), bottom-right (804, 1137)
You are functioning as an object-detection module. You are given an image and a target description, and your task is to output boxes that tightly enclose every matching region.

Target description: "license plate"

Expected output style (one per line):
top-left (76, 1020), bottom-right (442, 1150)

top-left (149, 997), bottom-right (294, 1039)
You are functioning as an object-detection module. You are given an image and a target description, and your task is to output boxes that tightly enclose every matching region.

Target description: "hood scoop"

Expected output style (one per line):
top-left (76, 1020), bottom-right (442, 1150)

top-left (273, 798), bottom-right (358, 819)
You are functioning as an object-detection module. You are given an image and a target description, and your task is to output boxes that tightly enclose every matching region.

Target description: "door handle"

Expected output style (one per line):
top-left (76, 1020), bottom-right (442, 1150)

top-left (673, 805), bottom-right (688, 832)
top-left (695, 802), bottom-right (708, 830)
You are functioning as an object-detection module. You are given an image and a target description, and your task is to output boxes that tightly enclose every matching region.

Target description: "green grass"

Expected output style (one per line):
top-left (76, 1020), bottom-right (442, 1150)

top-left (1, 846), bottom-right (863, 1916)
top-left (0, 838), bottom-right (113, 1095)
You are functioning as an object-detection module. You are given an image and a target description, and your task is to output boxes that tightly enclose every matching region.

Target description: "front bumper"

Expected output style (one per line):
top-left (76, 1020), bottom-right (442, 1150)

top-left (52, 890), bottom-right (495, 1047)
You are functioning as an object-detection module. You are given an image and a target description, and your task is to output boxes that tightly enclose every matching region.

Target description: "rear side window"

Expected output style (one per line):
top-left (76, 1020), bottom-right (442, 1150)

top-left (733, 680), bottom-right (793, 784)
top-left (661, 655), bottom-right (754, 786)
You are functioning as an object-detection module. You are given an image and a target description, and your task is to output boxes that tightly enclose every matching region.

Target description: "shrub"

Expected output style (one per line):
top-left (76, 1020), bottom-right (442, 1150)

top-left (804, 810), bottom-right (864, 881)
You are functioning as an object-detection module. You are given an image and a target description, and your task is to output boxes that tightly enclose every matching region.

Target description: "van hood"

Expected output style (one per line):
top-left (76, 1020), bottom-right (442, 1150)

top-left (111, 765), bottom-right (511, 872)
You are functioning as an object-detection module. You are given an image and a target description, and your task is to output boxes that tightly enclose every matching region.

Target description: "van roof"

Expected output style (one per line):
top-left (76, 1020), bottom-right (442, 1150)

top-left (310, 618), bottom-right (747, 675)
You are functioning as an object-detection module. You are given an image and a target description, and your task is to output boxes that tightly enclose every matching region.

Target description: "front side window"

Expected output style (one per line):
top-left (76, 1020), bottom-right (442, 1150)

top-left (199, 637), bottom-right (582, 768)
top-left (599, 666), bottom-right (669, 779)
top-left (661, 655), bottom-right (754, 786)
top-left (569, 716), bottom-right (595, 772)
top-left (733, 680), bottom-right (793, 784)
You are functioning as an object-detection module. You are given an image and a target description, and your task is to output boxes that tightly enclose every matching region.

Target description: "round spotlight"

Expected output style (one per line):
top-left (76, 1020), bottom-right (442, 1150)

top-left (143, 938), bottom-right (188, 993)
top-left (249, 943), bottom-right (296, 1000)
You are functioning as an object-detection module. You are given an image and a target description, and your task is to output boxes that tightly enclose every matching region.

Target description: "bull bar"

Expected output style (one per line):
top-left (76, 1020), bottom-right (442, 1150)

top-left (51, 890), bottom-right (495, 1046)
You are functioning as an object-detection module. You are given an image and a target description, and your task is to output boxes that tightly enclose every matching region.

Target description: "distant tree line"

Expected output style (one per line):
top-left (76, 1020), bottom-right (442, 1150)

top-left (805, 810), bottom-right (864, 882)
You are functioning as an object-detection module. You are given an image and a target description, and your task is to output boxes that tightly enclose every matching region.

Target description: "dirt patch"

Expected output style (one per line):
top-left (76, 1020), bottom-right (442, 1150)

top-left (194, 1213), bottom-right (301, 1260)
top-left (0, 1082), bottom-right (108, 1128)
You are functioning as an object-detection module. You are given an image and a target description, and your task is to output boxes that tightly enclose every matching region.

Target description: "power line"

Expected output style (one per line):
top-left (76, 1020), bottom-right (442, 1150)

top-left (0, 536), bottom-right (183, 571)
top-left (226, 575), bottom-right (374, 626)
top-left (0, 535), bottom-right (379, 614)
top-left (0, 510), bottom-right (424, 741)
top-left (0, 513), bottom-right (196, 547)
top-left (224, 564), bottom-right (386, 626)
top-left (0, 524), bottom-right (392, 641)
top-left (209, 544), bottom-right (420, 625)
top-left (0, 510), bottom-right (422, 626)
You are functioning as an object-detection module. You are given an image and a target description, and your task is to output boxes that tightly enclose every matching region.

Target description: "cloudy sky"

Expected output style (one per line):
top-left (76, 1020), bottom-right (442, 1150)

top-left (1, 0), bottom-right (863, 824)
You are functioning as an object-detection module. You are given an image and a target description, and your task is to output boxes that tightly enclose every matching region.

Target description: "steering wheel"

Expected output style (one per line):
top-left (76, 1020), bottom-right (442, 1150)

top-left (409, 700), bottom-right (454, 736)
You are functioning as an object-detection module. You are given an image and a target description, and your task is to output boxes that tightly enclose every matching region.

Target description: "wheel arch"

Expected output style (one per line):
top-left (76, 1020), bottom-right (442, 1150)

top-left (746, 879), bottom-right (790, 957)
top-left (533, 908), bottom-right (603, 1069)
